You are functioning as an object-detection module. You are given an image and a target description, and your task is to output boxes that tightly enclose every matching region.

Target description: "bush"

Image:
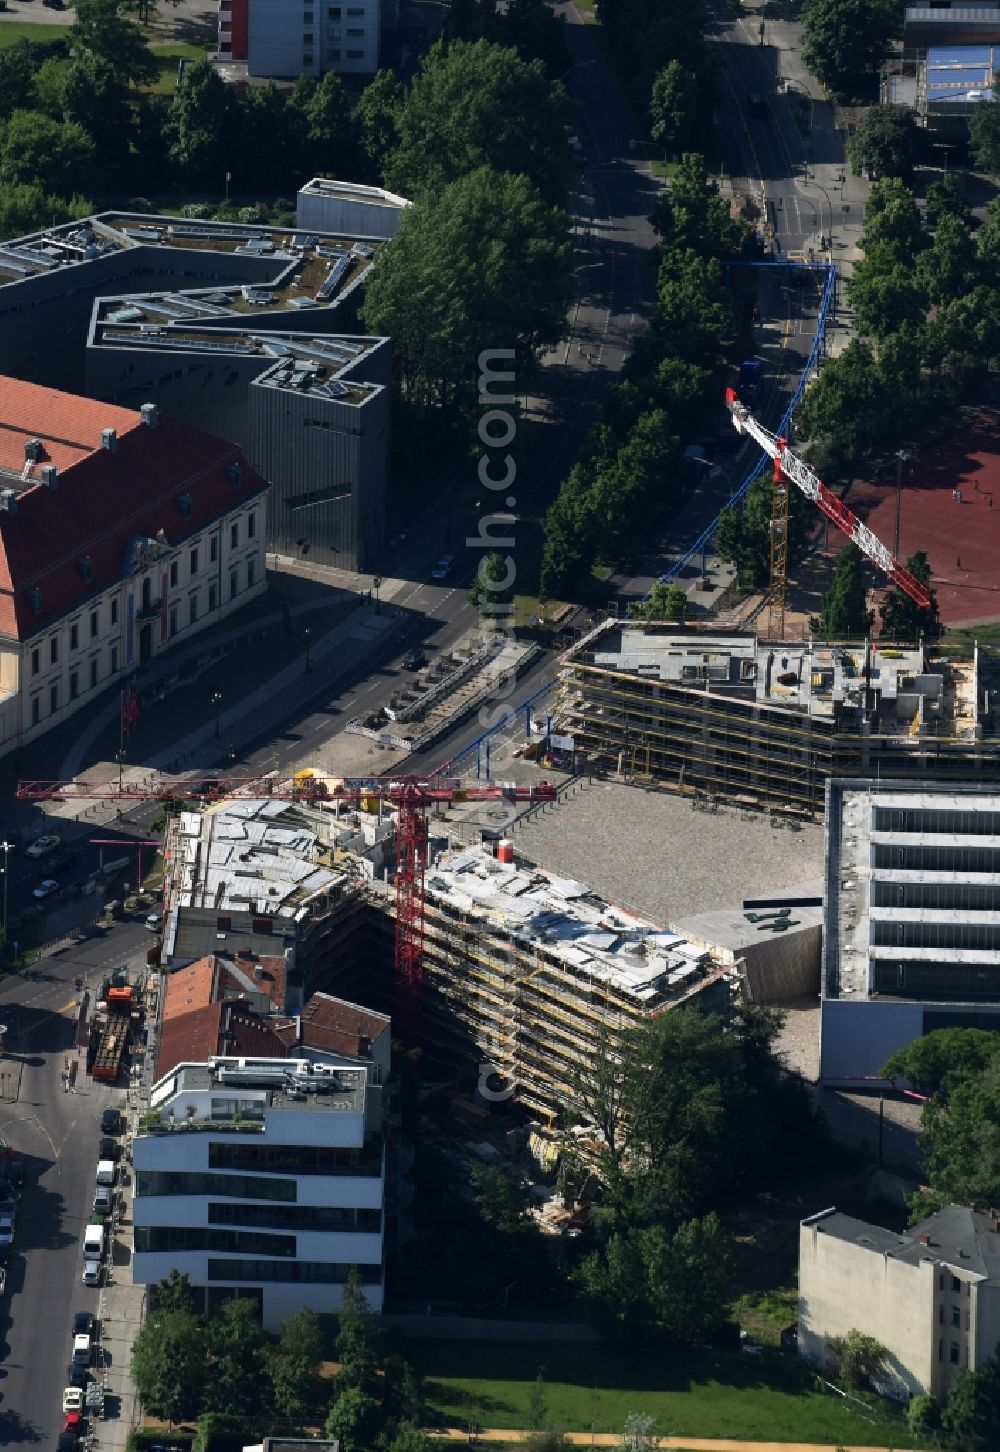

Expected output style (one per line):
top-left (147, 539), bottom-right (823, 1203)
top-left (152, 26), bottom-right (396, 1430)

top-left (127, 197), bottom-right (154, 214)
top-left (238, 204), bottom-right (268, 223)
top-left (192, 1412), bottom-right (253, 1452)
top-left (907, 1392), bottom-right (940, 1437)
top-left (182, 203), bottom-right (212, 219)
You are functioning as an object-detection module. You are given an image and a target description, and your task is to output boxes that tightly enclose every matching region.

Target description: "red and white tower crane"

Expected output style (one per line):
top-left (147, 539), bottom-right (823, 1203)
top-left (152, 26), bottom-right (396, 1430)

top-left (725, 388), bottom-right (931, 637)
top-left (15, 772), bottom-right (557, 1000)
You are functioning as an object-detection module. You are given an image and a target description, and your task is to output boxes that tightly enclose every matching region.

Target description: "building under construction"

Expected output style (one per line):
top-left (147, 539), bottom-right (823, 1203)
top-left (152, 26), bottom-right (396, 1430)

top-left (555, 623), bottom-right (997, 818)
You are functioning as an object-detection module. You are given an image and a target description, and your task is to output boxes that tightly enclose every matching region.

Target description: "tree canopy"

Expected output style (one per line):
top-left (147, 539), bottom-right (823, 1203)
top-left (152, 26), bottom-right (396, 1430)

top-left (802, 0), bottom-right (902, 101)
top-left (847, 105), bottom-right (917, 183)
top-left (879, 550), bottom-right (940, 639)
top-left (818, 543), bottom-right (872, 638)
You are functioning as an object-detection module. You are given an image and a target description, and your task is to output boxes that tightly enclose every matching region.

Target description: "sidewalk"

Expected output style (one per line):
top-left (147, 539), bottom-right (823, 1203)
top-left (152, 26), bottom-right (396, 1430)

top-left (430, 1434), bottom-right (898, 1452)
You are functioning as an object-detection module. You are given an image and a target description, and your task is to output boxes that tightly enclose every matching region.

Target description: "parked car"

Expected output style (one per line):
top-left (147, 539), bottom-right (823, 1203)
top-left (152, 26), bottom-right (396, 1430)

top-left (33, 879), bottom-right (60, 900)
top-left (57, 1434), bottom-right (81, 1452)
top-left (430, 555), bottom-right (454, 581)
top-left (401, 648), bottom-right (427, 671)
top-left (63, 1412), bottom-right (84, 1437)
top-left (25, 833), bottom-right (60, 858)
top-left (72, 1333), bottom-right (92, 1366)
top-left (72, 1312), bottom-right (95, 1338)
top-left (100, 1108), bottom-right (120, 1135)
top-left (0, 1214), bottom-right (14, 1246)
top-left (82, 1258), bottom-right (101, 1287)
top-left (98, 1138), bottom-right (117, 1161)
top-left (144, 911), bottom-right (162, 933)
top-left (65, 1363), bottom-right (90, 1389)
top-left (63, 1387), bottom-right (84, 1414)
top-left (93, 1186), bottom-right (112, 1215)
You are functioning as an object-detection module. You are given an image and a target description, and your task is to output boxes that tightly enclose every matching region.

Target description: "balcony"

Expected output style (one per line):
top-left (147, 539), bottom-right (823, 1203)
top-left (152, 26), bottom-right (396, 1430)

top-left (137, 598), bottom-right (163, 621)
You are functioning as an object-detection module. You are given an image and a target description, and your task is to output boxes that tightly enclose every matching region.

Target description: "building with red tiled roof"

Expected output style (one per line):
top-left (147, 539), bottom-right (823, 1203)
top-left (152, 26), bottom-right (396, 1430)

top-left (0, 379), bottom-right (268, 756)
top-left (156, 999), bottom-right (288, 1081)
top-left (273, 992), bottom-right (390, 1085)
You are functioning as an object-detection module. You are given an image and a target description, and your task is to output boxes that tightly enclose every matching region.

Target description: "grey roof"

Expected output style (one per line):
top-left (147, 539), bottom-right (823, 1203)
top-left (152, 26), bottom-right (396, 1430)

top-left (808, 1204), bottom-right (1000, 1283)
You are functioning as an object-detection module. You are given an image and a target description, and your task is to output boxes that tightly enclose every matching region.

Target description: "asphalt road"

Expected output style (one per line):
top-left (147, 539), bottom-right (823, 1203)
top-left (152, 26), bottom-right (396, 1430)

top-left (0, 924), bottom-right (142, 1450)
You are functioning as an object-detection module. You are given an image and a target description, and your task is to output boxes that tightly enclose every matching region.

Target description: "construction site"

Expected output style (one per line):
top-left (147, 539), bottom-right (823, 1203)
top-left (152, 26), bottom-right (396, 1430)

top-left (553, 624), bottom-right (996, 818)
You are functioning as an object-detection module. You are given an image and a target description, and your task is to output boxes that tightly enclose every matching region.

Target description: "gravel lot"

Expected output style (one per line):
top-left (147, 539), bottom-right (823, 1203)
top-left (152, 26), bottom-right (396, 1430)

top-left (508, 777), bottom-right (825, 927)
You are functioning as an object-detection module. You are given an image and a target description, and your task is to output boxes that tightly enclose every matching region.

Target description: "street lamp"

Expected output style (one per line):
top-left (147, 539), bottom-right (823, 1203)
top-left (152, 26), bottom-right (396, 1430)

top-left (212, 690), bottom-right (222, 737)
top-left (0, 841), bottom-right (10, 951)
top-left (115, 748), bottom-right (126, 794)
top-left (373, 577), bottom-right (382, 615)
top-left (304, 626), bottom-right (312, 673)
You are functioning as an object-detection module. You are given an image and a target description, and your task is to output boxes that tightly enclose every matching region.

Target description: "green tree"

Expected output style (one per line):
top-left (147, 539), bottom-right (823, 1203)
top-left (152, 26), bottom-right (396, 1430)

top-left (325, 1386), bottom-right (385, 1452)
top-left (926, 173), bottom-right (971, 228)
top-left (61, 55), bottom-right (132, 169)
top-left (629, 581), bottom-right (687, 621)
top-left (471, 1163), bottom-right (528, 1234)
top-left (649, 61), bottom-right (698, 158)
top-left (715, 467), bottom-right (807, 590)
top-left (152, 1269), bottom-right (200, 1316)
top-left (1, 111), bottom-right (95, 197)
top-left (654, 248), bottom-right (732, 367)
top-left (205, 1297), bottom-right (266, 1418)
top-left (819, 544), bottom-right (871, 638)
top-left (72, 0), bottom-right (156, 87)
top-left (360, 167), bottom-right (571, 413)
top-left (916, 213), bottom-right (982, 306)
top-left (795, 337), bottom-right (888, 469)
top-left (830, 1329), bottom-right (888, 1390)
top-left (621, 1410), bottom-right (659, 1452)
top-left (131, 1309), bottom-right (206, 1424)
top-left (527, 1368), bottom-right (548, 1431)
top-left (939, 1364), bottom-right (1000, 1451)
top-left (385, 39), bottom-right (569, 201)
top-left (801, 0), bottom-right (901, 101)
top-left (847, 105), bottom-right (916, 183)
top-left (0, 183), bottom-right (92, 240)
top-left (883, 1026), bottom-right (1000, 1099)
top-left (383, 1356), bottom-right (425, 1431)
top-left (970, 97), bottom-right (1000, 176)
top-left (387, 1431), bottom-right (434, 1452)
top-left (355, 68), bottom-right (404, 181)
top-left (861, 177), bottom-right (925, 266)
top-left (0, 43), bottom-right (40, 121)
top-left (167, 59), bottom-right (237, 181)
top-left (300, 70), bottom-right (361, 178)
top-left (271, 1306), bottom-right (325, 1426)
top-left (640, 1213), bottom-right (731, 1341)
top-left (467, 550), bottom-right (514, 616)
top-left (879, 550), bottom-right (940, 640)
top-left (846, 265), bottom-right (926, 338)
top-left (907, 1392), bottom-right (940, 1439)
top-left (335, 1266), bottom-right (382, 1397)
top-left (653, 152), bottom-right (747, 260)
top-left (539, 461), bottom-right (596, 600)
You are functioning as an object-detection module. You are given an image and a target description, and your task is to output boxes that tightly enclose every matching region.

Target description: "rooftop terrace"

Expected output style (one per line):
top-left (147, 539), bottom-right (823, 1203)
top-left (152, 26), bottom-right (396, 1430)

top-left (149, 1057), bottom-right (368, 1118)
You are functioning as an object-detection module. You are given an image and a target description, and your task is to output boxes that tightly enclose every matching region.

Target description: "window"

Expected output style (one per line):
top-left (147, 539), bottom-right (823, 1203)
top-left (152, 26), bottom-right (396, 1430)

top-left (230, 522), bottom-right (239, 549)
top-left (328, 4), bottom-right (341, 14)
top-left (110, 598), bottom-right (118, 626)
top-left (247, 511), bottom-right (256, 540)
top-left (208, 583), bottom-right (218, 612)
top-left (31, 696), bottom-right (40, 726)
top-left (939, 1306), bottom-right (945, 1324)
top-left (189, 594), bottom-right (199, 626)
top-left (210, 534), bottom-right (219, 563)
top-left (49, 637), bottom-right (58, 666)
top-left (209, 1141), bottom-right (382, 1177)
top-left (328, 46), bottom-right (341, 58)
top-left (90, 609), bottom-right (99, 639)
top-left (30, 648), bottom-right (39, 677)
top-left (952, 1276), bottom-right (962, 1293)
top-left (217, 917), bottom-right (232, 931)
top-left (170, 561), bottom-right (178, 588)
top-left (951, 1342), bottom-right (960, 1364)
top-left (303, 32), bottom-right (313, 43)
top-left (347, 25), bottom-right (364, 33)
top-left (49, 684), bottom-right (58, 714)
top-left (207, 1259), bottom-right (380, 1285)
top-left (70, 622), bottom-right (79, 651)
top-left (70, 670), bottom-right (79, 701)
top-left (252, 916), bottom-right (272, 934)
top-left (135, 1170), bottom-right (295, 1202)
top-left (304, 6), bottom-right (313, 16)
top-left (952, 1307), bottom-right (961, 1328)
top-left (208, 1202), bottom-right (381, 1232)
top-left (304, 51), bottom-right (313, 63)
top-left (346, 48), bottom-right (364, 57)
top-left (346, 5), bottom-right (364, 10)
top-left (90, 658), bottom-right (99, 690)
top-left (190, 547), bottom-right (199, 576)
top-left (247, 559), bottom-right (255, 590)
top-left (136, 1226), bottom-right (295, 1258)
top-left (230, 569), bottom-right (239, 600)
top-left (110, 644), bottom-right (118, 674)
top-left (939, 1338), bottom-right (944, 1362)
top-left (170, 606), bottom-right (178, 638)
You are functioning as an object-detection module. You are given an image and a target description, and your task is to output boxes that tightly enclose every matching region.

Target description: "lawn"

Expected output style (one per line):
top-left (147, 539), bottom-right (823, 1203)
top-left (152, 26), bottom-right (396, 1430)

top-left (403, 1339), bottom-right (919, 1447)
top-left (143, 40), bottom-right (213, 95)
top-left (0, 19), bottom-right (72, 46)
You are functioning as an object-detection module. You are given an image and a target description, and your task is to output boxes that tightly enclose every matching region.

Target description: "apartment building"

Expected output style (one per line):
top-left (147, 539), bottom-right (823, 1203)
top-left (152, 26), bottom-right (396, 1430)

top-left (800, 1204), bottom-right (1000, 1402)
top-left (556, 623), bottom-right (993, 819)
top-left (134, 956), bottom-right (388, 1325)
top-left (0, 379), bottom-right (267, 758)
top-left (219, 0), bottom-right (381, 77)
top-left (822, 778), bottom-right (1000, 1080)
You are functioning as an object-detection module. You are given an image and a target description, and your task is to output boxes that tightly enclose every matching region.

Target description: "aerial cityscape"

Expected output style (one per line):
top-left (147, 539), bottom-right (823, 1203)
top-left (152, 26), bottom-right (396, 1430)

top-left (5, 0), bottom-right (1000, 1450)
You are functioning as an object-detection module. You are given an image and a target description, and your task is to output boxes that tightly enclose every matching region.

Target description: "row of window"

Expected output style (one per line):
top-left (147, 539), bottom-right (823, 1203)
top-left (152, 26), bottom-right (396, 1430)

top-left (305, 48), bottom-right (367, 61)
top-left (31, 600), bottom-right (118, 677)
top-left (30, 648), bottom-right (120, 727)
top-left (207, 1258), bottom-right (380, 1285)
top-left (208, 1141), bottom-right (382, 1178)
top-left (135, 1225), bottom-right (296, 1257)
top-left (208, 1200), bottom-right (381, 1233)
top-left (136, 1170), bottom-right (296, 1202)
top-left (939, 1339), bottom-right (968, 1366)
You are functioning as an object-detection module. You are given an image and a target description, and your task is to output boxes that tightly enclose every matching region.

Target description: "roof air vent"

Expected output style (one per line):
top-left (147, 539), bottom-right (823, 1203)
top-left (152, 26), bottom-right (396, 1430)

top-left (140, 403), bottom-right (159, 428)
top-left (40, 464), bottom-right (58, 489)
top-left (101, 428), bottom-right (118, 453)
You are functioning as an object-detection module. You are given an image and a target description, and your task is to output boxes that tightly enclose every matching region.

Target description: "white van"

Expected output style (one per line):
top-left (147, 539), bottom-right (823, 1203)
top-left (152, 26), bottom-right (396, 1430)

top-left (72, 1333), bottom-right (92, 1365)
top-left (83, 1222), bottom-right (104, 1257)
top-left (96, 1160), bottom-right (115, 1186)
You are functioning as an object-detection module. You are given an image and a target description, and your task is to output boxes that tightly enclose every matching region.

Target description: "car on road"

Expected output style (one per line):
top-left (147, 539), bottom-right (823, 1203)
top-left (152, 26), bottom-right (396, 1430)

top-left (430, 554), bottom-right (454, 581)
top-left (93, 1186), bottom-right (112, 1215)
top-left (401, 648), bottom-right (427, 671)
top-left (63, 1387), bottom-right (84, 1413)
top-left (144, 911), bottom-right (162, 933)
top-left (98, 1137), bottom-right (117, 1161)
top-left (66, 1363), bottom-right (90, 1389)
top-left (748, 92), bottom-right (769, 118)
top-left (25, 833), bottom-right (60, 858)
top-left (33, 878), bottom-right (60, 900)
top-left (72, 1312), bottom-right (95, 1338)
top-left (100, 1108), bottom-right (120, 1135)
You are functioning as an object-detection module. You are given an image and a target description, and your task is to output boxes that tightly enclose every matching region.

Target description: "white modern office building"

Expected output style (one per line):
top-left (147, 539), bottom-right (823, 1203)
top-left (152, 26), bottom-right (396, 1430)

top-left (133, 1054), bottom-right (385, 1326)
